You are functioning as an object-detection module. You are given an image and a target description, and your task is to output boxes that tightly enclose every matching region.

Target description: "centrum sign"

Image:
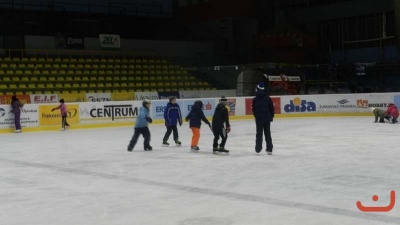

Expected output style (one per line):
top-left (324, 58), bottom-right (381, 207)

top-left (90, 104), bottom-right (137, 121)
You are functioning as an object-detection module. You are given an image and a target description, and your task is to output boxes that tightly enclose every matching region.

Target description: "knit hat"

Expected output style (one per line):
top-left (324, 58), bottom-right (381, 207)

top-left (370, 107), bottom-right (376, 112)
top-left (59, 98), bottom-right (64, 103)
top-left (257, 82), bottom-right (265, 90)
top-left (220, 95), bottom-right (227, 102)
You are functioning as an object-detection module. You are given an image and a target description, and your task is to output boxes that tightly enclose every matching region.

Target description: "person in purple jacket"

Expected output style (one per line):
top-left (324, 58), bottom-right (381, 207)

top-left (52, 99), bottom-right (70, 131)
top-left (11, 95), bottom-right (23, 133)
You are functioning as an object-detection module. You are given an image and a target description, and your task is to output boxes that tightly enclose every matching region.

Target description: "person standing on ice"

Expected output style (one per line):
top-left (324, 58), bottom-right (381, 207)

top-left (127, 99), bottom-right (153, 151)
top-left (252, 82), bottom-right (275, 155)
top-left (186, 100), bottom-right (211, 151)
top-left (51, 98), bottom-right (70, 131)
top-left (11, 95), bottom-right (23, 133)
top-left (212, 96), bottom-right (231, 154)
top-left (162, 96), bottom-right (182, 146)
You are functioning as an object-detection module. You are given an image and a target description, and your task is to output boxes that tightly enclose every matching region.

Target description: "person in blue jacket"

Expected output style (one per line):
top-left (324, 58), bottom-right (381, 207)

top-left (162, 96), bottom-right (182, 146)
top-left (252, 82), bottom-right (275, 155)
top-left (127, 99), bottom-right (153, 151)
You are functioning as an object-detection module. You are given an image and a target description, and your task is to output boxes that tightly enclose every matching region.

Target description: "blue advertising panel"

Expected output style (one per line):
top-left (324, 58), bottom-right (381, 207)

top-left (151, 99), bottom-right (185, 120)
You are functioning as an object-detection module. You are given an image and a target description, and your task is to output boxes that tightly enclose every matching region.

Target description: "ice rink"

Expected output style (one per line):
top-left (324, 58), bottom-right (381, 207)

top-left (2, 116), bottom-right (400, 225)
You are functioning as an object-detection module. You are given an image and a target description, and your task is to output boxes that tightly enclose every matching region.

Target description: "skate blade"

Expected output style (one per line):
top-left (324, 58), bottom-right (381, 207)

top-left (162, 144), bottom-right (169, 147)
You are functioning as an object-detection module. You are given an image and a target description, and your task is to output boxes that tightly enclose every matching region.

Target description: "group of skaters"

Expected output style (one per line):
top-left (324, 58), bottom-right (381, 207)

top-left (371, 103), bottom-right (399, 123)
top-left (126, 81), bottom-right (275, 155)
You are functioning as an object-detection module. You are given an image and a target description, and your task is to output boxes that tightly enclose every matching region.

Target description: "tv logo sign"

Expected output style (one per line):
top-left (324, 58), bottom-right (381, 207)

top-left (284, 97), bottom-right (316, 113)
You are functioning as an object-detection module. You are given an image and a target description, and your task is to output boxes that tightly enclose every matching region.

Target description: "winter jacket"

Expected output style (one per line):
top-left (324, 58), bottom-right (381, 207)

top-left (135, 106), bottom-right (151, 128)
top-left (373, 108), bottom-right (387, 122)
top-left (386, 104), bottom-right (399, 119)
top-left (164, 102), bottom-right (182, 126)
top-left (54, 103), bottom-right (67, 116)
top-left (11, 99), bottom-right (23, 114)
top-left (212, 103), bottom-right (230, 128)
top-left (185, 102), bottom-right (210, 128)
top-left (252, 90), bottom-right (275, 124)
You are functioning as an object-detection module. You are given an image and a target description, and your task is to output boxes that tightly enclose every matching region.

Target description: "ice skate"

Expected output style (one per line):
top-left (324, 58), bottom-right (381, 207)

top-left (144, 146), bottom-right (153, 151)
top-left (267, 151), bottom-right (273, 155)
top-left (127, 145), bottom-right (133, 152)
top-left (175, 139), bottom-right (182, 146)
top-left (14, 130), bottom-right (21, 133)
top-left (190, 146), bottom-right (200, 151)
top-left (60, 128), bottom-right (65, 131)
top-left (218, 147), bottom-right (230, 155)
top-left (213, 147), bottom-right (219, 154)
top-left (162, 140), bottom-right (169, 147)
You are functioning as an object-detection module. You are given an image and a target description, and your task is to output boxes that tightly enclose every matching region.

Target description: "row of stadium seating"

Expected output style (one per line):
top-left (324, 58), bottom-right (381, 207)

top-left (0, 57), bottom-right (169, 64)
top-left (0, 64), bottom-right (183, 71)
top-left (0, 56), bottom-right (213, 95)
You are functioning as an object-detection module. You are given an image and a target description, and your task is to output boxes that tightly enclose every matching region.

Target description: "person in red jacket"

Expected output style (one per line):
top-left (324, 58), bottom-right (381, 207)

top-left (385, 103), bottom-right (399, 123)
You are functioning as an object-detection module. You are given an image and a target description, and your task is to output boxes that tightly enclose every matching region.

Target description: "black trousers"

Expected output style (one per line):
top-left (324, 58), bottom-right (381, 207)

top-left (62, 115), bottom-right (70, 128)
top-left (163, 125), bottom-right (179, 141)
top-left (129, 127), bottom-right (151, 149)
top-left (255, 122), bottom-right (273, 152)
top-left (213, 126), bottom-right (227, 148)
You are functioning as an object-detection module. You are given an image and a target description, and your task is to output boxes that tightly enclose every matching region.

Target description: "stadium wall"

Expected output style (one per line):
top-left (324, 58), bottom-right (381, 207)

top-left (1, 92), bottom-right (398, 133)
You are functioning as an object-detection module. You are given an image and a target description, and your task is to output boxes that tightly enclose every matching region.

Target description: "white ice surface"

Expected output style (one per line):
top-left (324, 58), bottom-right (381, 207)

top-left (1, 117), bottom-right (400, 225)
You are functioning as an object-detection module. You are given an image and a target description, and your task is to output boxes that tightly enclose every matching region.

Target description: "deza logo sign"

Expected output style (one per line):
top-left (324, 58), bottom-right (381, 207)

top-left (284, 97), bottom-right (316, 113)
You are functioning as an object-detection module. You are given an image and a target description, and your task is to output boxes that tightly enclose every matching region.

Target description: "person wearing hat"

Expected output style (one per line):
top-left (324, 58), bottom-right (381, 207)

top-left (128, 99), bottom-right (153, 151)
top-left (211, 96), bottom-right (231, 154)
top-left (252, 82), bottom-right (275, 155)
top-left (11, 95), bottom-right (23, 133)
top-left (162, 96), bottom-right (183, 146)
top-left (371, 107), bottom-right (387, 123)
top-left (51, 98), bottom-right (70, 131)
top-left (385, 103), bottom-right (399, 123)
top-left (185, 100), bottom-right (211, 151)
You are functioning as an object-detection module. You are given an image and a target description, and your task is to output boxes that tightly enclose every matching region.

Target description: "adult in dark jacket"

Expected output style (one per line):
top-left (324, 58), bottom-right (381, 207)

top-left (252, 82), bottom-right (275, 154)
top-left (11, 95), bottom-right (23, 133)
top-left (185, 100), bottom-right (211, 150)
top-left (212, 96), bottom-right (231, 153)
top-left (163, 96), bottom-right (183, 146)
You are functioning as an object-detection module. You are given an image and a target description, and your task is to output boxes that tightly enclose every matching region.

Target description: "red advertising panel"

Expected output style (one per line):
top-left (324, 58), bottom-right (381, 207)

top-left (0, 95), bottom-right (31, 104)
top-left (245, 97), bottom-right (281, 115)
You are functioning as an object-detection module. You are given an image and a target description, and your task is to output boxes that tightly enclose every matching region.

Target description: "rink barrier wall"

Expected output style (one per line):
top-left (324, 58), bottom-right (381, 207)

top-left (0, 93), bottom-right (398, 133)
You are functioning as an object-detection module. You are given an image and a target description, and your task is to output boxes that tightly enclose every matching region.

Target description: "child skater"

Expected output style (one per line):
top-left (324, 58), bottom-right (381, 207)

top-left (385, 103), bottom-right (399, 123)
top-left (127, 99), bottom-right (153, 151)
top-left (162, 96), bottom-right (182, 146)
top-left (371, 107), bottom-right (387, 123)
top-left (11, 95), bottom-right (24, 133)
top-left (212, 96), bottom-right (231, 154)
top-left (185, 100), bottom-right (211, 151)
top-left (51, 98), bottom-right (70, 131)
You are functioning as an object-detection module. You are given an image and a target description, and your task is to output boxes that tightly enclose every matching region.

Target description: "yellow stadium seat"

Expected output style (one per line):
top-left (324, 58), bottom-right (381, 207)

top-left (21, 77), bottom-right (29, 81)
top-left (55, 83), bottom-right (63, 88)
top-left (28, 84), bottom-right (36, 88)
